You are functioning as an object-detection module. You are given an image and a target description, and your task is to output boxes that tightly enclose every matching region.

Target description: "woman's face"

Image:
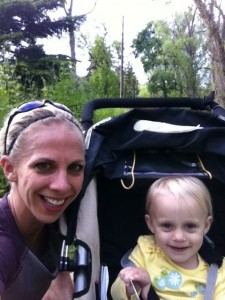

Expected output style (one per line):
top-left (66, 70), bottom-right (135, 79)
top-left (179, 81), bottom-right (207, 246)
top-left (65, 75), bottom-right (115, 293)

top-left (6, 121), bottom-right (85, 225)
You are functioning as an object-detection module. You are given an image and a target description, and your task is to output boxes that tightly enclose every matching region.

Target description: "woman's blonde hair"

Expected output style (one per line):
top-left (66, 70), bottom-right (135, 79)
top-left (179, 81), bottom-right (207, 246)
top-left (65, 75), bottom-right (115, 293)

top-left (0, 100), bottom-right (83, 160)
top-left (146, 176), bottom-right (213, 217)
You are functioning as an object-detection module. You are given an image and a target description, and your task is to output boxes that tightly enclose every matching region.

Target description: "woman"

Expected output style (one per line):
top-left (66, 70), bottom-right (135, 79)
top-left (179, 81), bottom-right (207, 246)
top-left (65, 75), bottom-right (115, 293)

top-left (0, 100), bottom-right (85, 299)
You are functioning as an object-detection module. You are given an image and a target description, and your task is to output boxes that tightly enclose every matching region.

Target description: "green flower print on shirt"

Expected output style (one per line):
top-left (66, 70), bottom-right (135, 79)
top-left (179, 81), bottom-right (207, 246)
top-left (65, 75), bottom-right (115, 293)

top-left (153, 270), bottom-right (182, 290)
top-left (195, 283), bottom-right (206, 295)
top-left (153, 270), bottom-right (168, 290)
top-left (153, 269), bottom-right (206, 298)
top-left (190, 283), bottom-right (205, 297)
top-left (166, 271), bottom-right (182, 289)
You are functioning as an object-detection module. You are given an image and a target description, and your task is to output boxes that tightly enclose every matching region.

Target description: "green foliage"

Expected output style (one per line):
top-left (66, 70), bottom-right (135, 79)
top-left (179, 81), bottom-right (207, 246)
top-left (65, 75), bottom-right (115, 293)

top-left (0, 60), bottom-right (25, 108)
top-left (132, 8), bottom-right (211, 97)
top-left (14, 45), bottom-right (74, 96)
top-left (124, 65), bottom-right (139, 97)
top-left (0, 0), bottom-right (87, 99)
top-left (88, 68), bottom-right (120, 98)
top-left (0, 0), bottom-right (86, 49)
top-left (147, 68), bottom-right (177, 97)
top-left (0, 0), bottom-right (66, 46)
top-left (138, 84), bottom-right (150, 97)
top-left (89, 36), bottom-right (113, 69)
top-left (0, 168), bottom-right (9, 197)
top-left (0, 59), bottom-right (26, 193)
top-left (87, 35), bottom-right (120, 98)
top-left (132, 22), bottom-right (162, 72)
top-left (93, 108), bottom-right (128, 123)
top-left (42, 71), bottom-right (92, 118)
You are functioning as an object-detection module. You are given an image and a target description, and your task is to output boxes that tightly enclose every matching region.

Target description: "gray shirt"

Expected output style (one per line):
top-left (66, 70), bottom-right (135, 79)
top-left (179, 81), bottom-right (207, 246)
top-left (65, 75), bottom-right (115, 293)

top-left (0, 194), bottom-right (63, 300)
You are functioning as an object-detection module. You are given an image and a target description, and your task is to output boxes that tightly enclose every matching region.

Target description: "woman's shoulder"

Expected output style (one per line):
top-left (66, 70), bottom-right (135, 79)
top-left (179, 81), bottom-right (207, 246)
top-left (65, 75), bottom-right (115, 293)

top-left (0, 229), bottom-right (27, 270)
top-left (0, 230), bottom-right (27, 295)
top-left (0, 194), bottom-right (23, 237)
top-left (0, 194), bottom-right (8, 210)
top-left (0, 194), bottom-right (27, 268)
top-left (0, 194), bottom-right (12, 225)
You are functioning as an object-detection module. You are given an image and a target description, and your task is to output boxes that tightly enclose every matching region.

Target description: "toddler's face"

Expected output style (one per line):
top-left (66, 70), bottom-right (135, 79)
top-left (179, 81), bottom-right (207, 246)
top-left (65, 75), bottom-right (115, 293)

top-left (145, 190), bottom-right (212, 269)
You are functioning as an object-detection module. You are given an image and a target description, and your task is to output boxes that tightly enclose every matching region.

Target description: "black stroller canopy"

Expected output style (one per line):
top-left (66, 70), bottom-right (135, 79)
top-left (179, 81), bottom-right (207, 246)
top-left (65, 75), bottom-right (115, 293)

top-left (84, 105), bottom-right (225, 186)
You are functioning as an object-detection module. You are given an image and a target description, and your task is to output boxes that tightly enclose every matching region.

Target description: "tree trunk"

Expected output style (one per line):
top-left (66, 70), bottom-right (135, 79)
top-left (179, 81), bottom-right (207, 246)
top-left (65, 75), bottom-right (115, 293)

top-left (194, 0), bottom-right (225, 107)
top-left (69, 27), bottom-right (77, 78)
top-left (64, 0), bottom-right (77, 79)
top-left (68, 0), bottom-right (77, 79)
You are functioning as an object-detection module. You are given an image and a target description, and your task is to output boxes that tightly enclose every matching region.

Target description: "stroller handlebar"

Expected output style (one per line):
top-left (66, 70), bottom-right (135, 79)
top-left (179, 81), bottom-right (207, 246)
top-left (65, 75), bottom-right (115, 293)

top-left (81, 97), bottom-right (207, 131)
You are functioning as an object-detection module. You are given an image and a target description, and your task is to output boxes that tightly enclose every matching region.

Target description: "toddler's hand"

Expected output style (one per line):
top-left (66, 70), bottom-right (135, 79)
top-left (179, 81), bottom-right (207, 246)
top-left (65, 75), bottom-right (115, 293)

top-left (119, 267), bottom-right (151, 300)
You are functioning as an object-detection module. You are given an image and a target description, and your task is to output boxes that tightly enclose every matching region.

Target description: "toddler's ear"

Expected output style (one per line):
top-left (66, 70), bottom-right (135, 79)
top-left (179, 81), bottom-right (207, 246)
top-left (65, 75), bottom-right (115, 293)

top-left (1, 156), bottom-right (17, 182)
top-left (145, 214), bottom-right (155, 233)
top-left (204, 216), bottom-right (213, 234)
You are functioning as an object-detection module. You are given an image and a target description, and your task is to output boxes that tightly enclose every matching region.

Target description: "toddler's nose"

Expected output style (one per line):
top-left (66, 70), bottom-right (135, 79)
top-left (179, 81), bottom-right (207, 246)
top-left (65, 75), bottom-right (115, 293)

top-left (172, 229), bottom-right (186, 241)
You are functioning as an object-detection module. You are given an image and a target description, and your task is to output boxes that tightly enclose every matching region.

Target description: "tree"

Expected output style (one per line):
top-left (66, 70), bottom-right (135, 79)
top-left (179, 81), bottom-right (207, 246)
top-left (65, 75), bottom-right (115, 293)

top-left (124, 64), bottom-right (139, 98)
top-left (132, 9), bottom-right (210, 97)
top-left (0, 0), bottom-right (66, 49)
top-left (132, 22), bottom-right (162, 73)
top-left (60, 0), bottom-right (98, 78)
top-left (0, 0), bottom-right (88, 96)
top-left (161, 9), bottom-right (210, 96)
top-left (87, 35), bottom-right (120, 98)
top-left (14, 45), bottom-right (73, 97)
top-left (0, 59), bottom-right (24, 107)
top-left (109, 40), bottom-right (139, 98)
top-left (193, 0), bottom-right (225, 107)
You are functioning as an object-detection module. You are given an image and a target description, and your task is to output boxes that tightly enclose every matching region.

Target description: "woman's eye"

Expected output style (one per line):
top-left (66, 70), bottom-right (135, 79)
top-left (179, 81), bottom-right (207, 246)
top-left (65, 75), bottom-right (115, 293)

top-left (68, 163), bottom-right (84, 174)
top-left (35, 162), bottom-right (51, 172)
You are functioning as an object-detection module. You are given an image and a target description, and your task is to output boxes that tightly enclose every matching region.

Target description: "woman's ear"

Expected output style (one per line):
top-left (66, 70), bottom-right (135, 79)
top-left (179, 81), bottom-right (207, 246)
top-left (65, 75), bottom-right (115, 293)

top-left (1, 155), bottom-right (17, 182)
top-left (145, 214), bottom-right (155, 234)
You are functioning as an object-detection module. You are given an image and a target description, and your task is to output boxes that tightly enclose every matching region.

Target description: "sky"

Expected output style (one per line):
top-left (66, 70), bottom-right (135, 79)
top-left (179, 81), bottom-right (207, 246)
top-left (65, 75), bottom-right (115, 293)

top-left (43, 0), bottom-right (193, 83)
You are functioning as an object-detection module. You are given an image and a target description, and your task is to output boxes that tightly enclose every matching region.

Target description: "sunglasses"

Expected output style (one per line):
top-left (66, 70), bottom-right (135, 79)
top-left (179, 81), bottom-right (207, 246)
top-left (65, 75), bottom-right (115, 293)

top-left (4, 99), bottom-right (74, 155)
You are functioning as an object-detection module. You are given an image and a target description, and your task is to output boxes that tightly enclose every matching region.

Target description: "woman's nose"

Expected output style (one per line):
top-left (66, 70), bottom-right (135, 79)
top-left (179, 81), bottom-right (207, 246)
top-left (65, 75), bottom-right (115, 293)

top-left (50, 171), bottom-right (71, 192)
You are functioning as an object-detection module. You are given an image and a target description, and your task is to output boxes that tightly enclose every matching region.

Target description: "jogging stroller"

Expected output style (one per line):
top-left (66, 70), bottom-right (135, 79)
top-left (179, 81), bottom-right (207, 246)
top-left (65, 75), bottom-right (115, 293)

top-left (70, 93), bottom-right (225, 299)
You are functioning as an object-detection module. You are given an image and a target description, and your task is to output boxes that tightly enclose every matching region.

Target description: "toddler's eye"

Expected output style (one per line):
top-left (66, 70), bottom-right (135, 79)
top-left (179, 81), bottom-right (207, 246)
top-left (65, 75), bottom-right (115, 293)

top-left (161, 223), bottom-right (173, 231)
top-left (185, 223), bottom-right (197, 231)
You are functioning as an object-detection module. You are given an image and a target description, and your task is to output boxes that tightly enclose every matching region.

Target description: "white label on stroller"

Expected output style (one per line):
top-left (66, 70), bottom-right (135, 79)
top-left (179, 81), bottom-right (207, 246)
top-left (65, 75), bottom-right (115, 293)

top-left (134, 120), bottom-right (202, 133)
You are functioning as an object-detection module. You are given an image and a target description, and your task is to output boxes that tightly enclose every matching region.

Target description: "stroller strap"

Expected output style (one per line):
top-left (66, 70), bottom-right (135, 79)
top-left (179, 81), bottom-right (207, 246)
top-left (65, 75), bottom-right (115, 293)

top-left (204, 263), bottom-right (218, 300)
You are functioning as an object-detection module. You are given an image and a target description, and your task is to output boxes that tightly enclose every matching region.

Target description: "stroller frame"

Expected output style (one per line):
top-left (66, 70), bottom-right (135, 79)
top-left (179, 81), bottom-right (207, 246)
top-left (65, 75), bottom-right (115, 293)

top-left (72, 94), bottom-right (225, 299)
